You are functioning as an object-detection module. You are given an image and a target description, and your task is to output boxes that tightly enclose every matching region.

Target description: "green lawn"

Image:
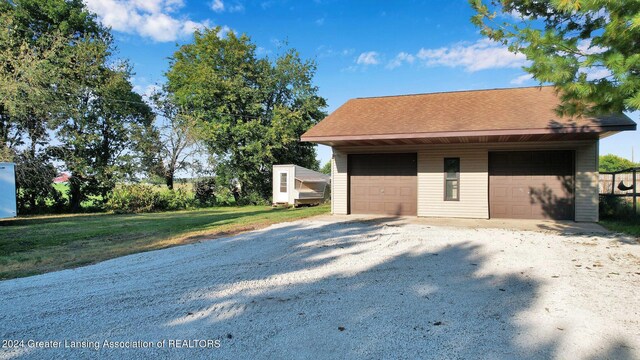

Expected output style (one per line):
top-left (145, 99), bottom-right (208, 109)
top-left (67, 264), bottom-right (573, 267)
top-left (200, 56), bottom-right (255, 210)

top-left (0, 205), bottom-right (329, 280)
top-left (600, 218), bottom-right (640, 237)
top-left (599, 198), bottom-right (640, 237)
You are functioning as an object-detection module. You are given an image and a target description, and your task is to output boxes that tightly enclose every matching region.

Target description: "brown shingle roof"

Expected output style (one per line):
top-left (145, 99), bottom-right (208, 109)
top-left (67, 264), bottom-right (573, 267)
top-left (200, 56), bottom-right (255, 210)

top-left (301, 86), bottom-right (636, 143)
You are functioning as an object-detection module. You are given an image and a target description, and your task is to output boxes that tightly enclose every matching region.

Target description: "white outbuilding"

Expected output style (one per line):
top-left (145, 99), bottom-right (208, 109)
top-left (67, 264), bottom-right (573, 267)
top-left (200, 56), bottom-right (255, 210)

top-left (0, 162), bottom-right (17, 219)
top-left (272, 164), bottom-right (330, 207)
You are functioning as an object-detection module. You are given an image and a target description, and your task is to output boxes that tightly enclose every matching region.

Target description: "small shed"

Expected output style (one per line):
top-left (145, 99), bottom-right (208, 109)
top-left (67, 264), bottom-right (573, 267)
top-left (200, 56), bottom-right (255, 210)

top-left (0, 162), bottom-right (17, 219)
top-left (272, 164), bottom-right (330, 206)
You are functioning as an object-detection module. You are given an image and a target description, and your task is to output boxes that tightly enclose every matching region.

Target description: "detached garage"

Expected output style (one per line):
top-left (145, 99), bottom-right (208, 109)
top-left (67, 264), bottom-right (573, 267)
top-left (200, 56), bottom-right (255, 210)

top-left (302, 86), bottom-right (637, 222)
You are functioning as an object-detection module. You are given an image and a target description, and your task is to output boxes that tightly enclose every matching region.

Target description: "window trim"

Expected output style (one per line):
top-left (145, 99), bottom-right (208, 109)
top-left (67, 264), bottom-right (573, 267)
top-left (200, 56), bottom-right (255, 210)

top-left (443, 157), bottom-right (460, 201)
top-left (279, 172), bottom-right (288, 193)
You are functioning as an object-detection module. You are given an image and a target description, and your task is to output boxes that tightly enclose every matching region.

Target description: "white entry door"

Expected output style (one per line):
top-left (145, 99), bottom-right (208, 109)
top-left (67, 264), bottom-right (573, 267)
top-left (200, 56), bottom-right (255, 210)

top-left (274, 170), bottom-right (290, 203)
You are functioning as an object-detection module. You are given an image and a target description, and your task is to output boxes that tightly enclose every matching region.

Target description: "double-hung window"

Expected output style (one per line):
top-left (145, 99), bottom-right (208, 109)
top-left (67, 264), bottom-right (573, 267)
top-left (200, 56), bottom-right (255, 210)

top-left (444, 158), bottom-right (460, 201)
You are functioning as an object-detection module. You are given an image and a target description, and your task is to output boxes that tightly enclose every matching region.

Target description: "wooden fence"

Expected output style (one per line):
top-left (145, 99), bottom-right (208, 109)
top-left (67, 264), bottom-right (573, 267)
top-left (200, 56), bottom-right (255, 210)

top-left (599, 172), bottom-right (640, 194)
top-left (599, 167), bottom-right (639, 215)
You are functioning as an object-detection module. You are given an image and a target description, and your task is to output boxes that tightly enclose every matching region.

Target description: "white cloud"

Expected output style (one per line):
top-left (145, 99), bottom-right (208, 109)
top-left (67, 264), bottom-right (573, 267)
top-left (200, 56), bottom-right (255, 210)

top-left (139, 84), bottom-right (161, 99)
top-left (577, 39), bottom-right (606, 56)
top-left (416, 38), bottom-right (528, 72)
top-left (211, 0), bottom-right (224, 12)
top-left (579, 67), bottom-right (612, 81)
top-left (210, 0), bottom-right (244, 13)
top-left (217, 25), bottom-right (234, 37)
top-left (500, 9), bottom-right (530, 20)
top-left (510, 73), bottom-right (533, 85)
top-left (356, 51), bottom-right (380, 65)
top-left (130, 76), bottom-right (161, 101)
top-left (84, 0), bottom-right (212, 42)
top-left (315, 17), bottom-right (325, 26)
top-left (316, 46), bottom-right (354, 58)
top-left (387, 52), bottom-right (415, 69)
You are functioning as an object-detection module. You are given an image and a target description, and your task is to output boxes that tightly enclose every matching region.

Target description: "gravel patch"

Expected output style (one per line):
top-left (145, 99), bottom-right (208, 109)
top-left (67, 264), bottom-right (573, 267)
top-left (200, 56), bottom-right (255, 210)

top-left (1, 217), bottom-right (639, 359)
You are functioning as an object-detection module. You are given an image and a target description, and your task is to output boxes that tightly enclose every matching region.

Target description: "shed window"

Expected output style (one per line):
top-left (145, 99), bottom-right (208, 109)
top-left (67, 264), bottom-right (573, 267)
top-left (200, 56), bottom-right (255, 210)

top-left (279, 173), bottom-right (287, 192)
top-left (444, 158), bottom-right (460, 201)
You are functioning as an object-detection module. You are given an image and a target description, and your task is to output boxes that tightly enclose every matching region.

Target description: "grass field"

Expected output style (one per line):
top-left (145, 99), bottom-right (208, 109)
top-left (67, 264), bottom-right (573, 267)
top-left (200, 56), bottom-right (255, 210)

top-left (0, 205), bottom-right (329, 280)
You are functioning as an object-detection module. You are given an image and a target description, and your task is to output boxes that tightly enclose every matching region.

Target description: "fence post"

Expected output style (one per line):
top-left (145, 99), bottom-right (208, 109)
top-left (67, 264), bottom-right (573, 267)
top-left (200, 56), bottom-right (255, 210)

top-left (611, 173), bottom-right (616, 194)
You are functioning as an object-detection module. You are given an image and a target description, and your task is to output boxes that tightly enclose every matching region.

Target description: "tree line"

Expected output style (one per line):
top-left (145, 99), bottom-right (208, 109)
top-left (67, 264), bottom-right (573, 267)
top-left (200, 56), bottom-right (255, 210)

top-left (3, 0), bottom-right (639, 214)
top-left (0, 0), bottom-right (326, 214)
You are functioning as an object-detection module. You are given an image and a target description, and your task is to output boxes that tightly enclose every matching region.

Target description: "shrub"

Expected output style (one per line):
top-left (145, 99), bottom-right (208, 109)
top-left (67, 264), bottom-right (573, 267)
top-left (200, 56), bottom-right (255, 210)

top-left (236, 191), bottom-right (269, 206)
top-left (106, 184), bottom-right (196, 213)
top-left (107, 184), bottom-right (159, 213)
top-left (193, 177), bottom-right (217, 206)
top-left (156, 187), bottom-right (196, 211)
top-left (599, 195), bottom-right (637, 219)
top-left (215, 187), bottom-right (236, 206)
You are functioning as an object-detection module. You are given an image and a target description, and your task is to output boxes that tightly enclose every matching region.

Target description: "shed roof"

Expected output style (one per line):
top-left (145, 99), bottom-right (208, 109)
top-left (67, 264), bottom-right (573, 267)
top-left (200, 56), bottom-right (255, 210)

top-left (301, 86), bottom-right (636, 146)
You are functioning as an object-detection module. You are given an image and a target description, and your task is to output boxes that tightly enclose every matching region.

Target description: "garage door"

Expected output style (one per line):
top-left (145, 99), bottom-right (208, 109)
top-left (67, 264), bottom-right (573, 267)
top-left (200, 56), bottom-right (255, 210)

top-left (349, 153), bottom-right (417, 216)
top-left (489, 151), bottom-right (574, 220)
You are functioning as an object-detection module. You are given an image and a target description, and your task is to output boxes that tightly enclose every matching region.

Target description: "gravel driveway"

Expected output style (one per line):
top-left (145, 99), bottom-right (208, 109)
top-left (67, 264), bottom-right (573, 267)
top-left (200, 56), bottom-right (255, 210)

top-left (1, 216), bottom-right (639, 359)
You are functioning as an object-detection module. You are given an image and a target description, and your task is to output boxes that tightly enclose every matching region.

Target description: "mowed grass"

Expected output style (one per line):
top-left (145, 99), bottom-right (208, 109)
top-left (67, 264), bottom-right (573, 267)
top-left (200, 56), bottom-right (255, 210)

top-left (600, 199), bottom-right (640, 237)
top-left (0, 205), bottom-right (329, 280)
top-left (600, 218), bottom-right (640, 237)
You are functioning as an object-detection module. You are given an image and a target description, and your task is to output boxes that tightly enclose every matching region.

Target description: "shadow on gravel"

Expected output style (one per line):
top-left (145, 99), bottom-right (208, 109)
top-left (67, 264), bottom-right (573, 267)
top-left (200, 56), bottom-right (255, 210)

top-left (2, 217), bottom-right (634, 359)
top-left (163, 218), bottom-right (634, 359)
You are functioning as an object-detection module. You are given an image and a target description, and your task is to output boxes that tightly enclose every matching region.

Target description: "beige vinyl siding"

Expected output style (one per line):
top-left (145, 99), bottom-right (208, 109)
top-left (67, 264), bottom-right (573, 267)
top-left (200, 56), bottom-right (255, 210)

top-left (575, 141), bottom-right (599, 222)
top-left (418, 149), bottom-right (489, 218)
top-left (331, 139), bottom-right (599, 221)
top-left (332, 150), bottom-right (348, 215)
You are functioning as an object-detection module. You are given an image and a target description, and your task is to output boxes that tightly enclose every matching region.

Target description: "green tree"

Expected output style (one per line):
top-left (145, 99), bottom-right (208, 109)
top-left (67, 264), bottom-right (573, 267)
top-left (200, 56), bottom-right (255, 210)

top-left (599, 154), bottom-right (637, 172)
top-left (166, 28), bottom-right (327, 201)
top-left (470, 0), bottom-right (640, 115)
top-left (0, 0), bottom-right (108, 152)
top-left (52, 64), bottom-right (155, 210)
top-left (320, 161), bottom-right (331, 175)
top-left (0, 0), bottom-right (110, 212)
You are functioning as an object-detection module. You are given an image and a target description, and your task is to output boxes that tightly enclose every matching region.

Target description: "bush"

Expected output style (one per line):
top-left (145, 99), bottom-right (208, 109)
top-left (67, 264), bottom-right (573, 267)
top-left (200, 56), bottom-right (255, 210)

top-left (107, 184), bottom-right (158, 213)
top-left (106, 184), bottom-right (196, 213)
top-left (236, 191), bottom-right (269, 206)
top-left (193, 177), bottom-right (217, 206)
top-left (215, 187), bottom-right (236, 206)
top-left (156, 187), bottom-right (196, 211)
top-left (599, 195), bottom-right (637, 219)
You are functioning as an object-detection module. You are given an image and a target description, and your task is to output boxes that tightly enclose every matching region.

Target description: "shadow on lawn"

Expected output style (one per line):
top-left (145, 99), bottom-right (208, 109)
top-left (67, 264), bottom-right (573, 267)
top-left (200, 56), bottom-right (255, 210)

top-left (0, 206), bottom-right (279, 228)
top-left (158, 218), bottom-right (635, 359)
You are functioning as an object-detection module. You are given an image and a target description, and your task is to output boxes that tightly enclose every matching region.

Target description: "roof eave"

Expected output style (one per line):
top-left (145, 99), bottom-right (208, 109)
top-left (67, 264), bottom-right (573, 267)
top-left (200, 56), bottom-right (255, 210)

top-left (301, 124), bottom-right (636, 144)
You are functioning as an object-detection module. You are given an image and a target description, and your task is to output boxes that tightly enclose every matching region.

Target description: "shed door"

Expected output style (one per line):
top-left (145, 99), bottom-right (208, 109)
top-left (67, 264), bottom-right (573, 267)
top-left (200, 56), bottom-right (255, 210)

top-left (489, 151), bottom-right (574, 220)
top-left (274, 170), bottom-right (289, 203)
top-left (349, 153), bottom-right (417, 216)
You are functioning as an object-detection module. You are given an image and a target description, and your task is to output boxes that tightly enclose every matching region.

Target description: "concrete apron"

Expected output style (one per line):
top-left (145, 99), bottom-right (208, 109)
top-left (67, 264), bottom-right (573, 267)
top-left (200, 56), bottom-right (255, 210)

top-left (313, 214), bottom-right (610, 235)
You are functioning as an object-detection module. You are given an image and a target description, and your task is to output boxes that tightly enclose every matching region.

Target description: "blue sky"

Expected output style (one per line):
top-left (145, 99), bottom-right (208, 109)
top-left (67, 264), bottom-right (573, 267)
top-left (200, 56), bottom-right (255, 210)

top-left (85, 0), bottom-right (639, 166)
